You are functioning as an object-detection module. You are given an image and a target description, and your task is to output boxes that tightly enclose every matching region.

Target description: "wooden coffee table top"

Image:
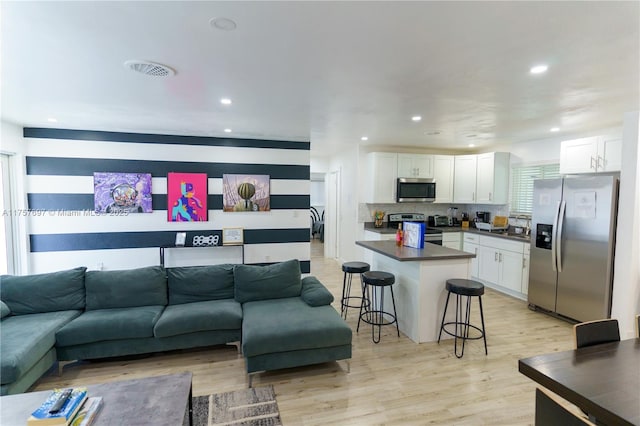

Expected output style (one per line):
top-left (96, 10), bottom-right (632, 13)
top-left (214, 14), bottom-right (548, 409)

top-left (0, 372), bottom-right (193, 426)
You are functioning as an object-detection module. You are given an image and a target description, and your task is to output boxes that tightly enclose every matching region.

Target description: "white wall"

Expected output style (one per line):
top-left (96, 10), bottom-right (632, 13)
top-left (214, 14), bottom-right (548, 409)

top-left (21, 128), bottom-right (311, 274)
top-left (1, 121), bottom-right (29, 273)
top-left (326, 144), bottom-right (359, 263)
top-left (611, 112), bottom-right (640, 338)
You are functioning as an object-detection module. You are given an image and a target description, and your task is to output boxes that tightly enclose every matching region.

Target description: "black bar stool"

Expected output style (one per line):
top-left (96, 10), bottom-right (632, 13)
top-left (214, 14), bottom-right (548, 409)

top-left (438, 278), bottom-right (487, 358)
top-left (340, 261), bottom-right (370, 320)
top-left (357, 271), bottom-right (399, 343)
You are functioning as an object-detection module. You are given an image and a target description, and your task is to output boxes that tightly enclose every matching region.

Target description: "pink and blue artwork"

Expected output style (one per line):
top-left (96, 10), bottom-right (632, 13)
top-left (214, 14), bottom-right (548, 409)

top-left (168, 172), bottom-right (208, 222)
top-left (93, 172), bottom-right (152, 213)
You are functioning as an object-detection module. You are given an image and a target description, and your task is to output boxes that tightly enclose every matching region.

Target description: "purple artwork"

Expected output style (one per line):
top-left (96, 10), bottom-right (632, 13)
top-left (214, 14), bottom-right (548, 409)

top-left (94, 172), bottom-right (152, 213)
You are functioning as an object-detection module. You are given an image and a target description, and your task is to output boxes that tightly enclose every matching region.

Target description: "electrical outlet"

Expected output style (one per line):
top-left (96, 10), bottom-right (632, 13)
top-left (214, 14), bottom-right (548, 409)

top-left (96, 262), bottom-right (104, 271)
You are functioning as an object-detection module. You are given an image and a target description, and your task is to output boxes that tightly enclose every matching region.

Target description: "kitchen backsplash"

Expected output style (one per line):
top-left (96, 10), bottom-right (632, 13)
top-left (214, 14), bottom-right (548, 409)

top-left (359, 203), bottom-right (511, 224)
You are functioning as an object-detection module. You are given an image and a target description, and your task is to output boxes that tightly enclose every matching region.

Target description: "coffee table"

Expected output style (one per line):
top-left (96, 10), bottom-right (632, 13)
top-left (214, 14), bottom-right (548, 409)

top-left (0, 372), bottom-right (193, 426)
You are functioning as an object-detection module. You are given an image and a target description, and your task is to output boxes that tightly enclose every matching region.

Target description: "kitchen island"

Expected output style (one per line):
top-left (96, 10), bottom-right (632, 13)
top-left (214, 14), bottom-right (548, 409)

top-left (356, 240), bottom-right (476, 343)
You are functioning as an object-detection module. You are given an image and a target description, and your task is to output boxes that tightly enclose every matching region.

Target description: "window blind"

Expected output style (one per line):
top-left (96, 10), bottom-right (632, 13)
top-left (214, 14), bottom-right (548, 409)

top-left (510, 163), bottom-right (560, 215)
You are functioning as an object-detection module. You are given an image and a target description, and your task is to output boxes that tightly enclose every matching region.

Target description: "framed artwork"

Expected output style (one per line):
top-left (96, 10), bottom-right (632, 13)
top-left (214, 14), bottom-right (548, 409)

top-left (223, 174), bottom-right (270, 212)
top-left (93, 172), bottom-right (152, 213)
top-left (167, 172), bottom-right (208, 221)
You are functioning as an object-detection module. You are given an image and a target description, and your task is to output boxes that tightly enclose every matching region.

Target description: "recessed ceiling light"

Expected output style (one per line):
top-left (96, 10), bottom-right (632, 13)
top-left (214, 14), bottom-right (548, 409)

top-left (210, 17), bottom-right (237, 31)
top-left (468, 144), bottom-right (475, 148)
top-left (550, 127), bottom-right (560, 132)
top-left (411, 116), bottom-right (422, 122)
top-left (224, 128), bottom-right (232, 133)
top-left (47, 118), bottom-right (57, 123)
top-left (530, 64), bottom-right (548, 74)
top-left (220, 98), bottom-right (232, 105)
top-left (361, 136), bottom-right (368, 141)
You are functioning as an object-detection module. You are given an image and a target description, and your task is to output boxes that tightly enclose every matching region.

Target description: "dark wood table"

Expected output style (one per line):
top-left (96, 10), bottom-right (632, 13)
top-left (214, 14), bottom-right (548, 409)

top-left (0, 372), bottom-right (193, 426)
top-left (518, 338), bottom-right (640, 426)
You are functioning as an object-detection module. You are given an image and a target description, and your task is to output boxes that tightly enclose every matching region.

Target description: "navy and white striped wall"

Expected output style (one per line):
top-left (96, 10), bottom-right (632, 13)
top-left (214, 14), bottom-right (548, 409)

top-left (24, 128), bottom-right (311, 273)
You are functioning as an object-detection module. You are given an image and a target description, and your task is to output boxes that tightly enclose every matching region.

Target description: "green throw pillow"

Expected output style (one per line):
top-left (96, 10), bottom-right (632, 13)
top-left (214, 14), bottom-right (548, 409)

top-left (300, 276), bottom-right (334, 306)
top-left (0, 300), bottom-right (10, 318)
top-left (234, 259), bottom-right (302, 303)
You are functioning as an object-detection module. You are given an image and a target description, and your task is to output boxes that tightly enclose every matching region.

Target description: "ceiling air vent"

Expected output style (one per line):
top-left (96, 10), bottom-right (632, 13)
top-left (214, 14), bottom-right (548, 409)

top-left (124, 60), bottom-right (176, 77)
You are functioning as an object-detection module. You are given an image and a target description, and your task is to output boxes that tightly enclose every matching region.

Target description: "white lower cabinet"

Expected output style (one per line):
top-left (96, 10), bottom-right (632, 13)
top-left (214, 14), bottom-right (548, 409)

top-left (522, 245), bottom-right (530, 294)
top-left (442, 232), bottom-right (461, 250)
top-left (462, 233), bottom-right (480, 279)
top-left (472, 233), bottom-right (528, 299)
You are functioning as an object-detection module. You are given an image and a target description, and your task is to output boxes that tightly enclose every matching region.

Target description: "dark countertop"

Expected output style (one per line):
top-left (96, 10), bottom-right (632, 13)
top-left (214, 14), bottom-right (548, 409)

top-left (363, 222), bottom-right (531, 243)
top-left (356, 240), bottom-right (476, 262)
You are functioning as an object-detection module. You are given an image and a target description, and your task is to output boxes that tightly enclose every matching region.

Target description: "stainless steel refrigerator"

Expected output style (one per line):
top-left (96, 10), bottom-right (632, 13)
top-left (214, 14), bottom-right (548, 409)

top-left (528, 174), bottom-right (618, 322)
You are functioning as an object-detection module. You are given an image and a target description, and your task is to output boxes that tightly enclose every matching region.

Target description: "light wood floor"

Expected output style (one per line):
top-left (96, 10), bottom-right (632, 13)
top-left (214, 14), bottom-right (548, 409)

top-left (33, 240), bottom-right (574, 425)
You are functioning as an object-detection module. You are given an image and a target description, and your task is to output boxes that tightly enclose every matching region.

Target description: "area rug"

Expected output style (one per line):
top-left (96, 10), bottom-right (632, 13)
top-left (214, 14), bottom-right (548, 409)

top-left (192, 385), bottom-right (282, 426)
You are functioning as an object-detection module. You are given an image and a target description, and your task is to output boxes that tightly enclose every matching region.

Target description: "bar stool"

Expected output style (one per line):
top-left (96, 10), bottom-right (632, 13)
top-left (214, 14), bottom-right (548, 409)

top-left (437, 278), bottom-right (487, 358)
top-left (357, 271), bottom-right (399, 343)
top-left (340, 261), bottom-right (370, 320)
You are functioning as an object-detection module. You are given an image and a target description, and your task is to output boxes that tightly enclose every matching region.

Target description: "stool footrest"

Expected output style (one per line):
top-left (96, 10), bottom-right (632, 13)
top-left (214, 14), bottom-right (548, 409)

top-left (359, 310), bottom-right (398, 327)
top-left (440, 322), bottom-right (485, 340)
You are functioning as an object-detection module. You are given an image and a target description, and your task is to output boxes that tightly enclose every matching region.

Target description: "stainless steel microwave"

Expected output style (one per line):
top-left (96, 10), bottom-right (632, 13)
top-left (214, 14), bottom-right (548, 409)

top-left (396, 178), bottom-right (436, 202)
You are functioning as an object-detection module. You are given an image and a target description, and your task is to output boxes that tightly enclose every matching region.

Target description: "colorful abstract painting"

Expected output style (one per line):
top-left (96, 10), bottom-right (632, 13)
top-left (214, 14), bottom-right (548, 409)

top-left (168, 172), bottom-right (208, 221)
top-left (94, 172), bottom-right (152, 213)
top-left (223, 174), bottom-right (270, 212)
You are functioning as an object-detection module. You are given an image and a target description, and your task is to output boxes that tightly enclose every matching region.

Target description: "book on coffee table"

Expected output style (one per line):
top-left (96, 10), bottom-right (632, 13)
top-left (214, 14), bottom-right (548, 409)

top-left (70, 397), bottom-right (103, 426)
top-left (28, 388), bottom-right (88, 426)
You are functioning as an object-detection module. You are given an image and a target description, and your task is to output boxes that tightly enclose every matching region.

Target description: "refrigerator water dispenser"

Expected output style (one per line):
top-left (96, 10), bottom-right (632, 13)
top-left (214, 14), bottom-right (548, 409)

top-left (536, 224), bottom-right (553, 250)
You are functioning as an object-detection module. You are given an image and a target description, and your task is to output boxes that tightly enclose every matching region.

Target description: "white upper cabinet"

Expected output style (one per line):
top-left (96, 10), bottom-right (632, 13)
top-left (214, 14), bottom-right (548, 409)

top-left (365, 152), bottom-right (398, 203)
top-left (432, 155), bottom-right (454, 203)
top-left (598, 138), bottom-right (622, 172)
top-left (453, 152), bottom-right (509, 204)
top-left (453, 155), bottom-right (477, 203)
top-left (476, 152), bottom-right (510, 204)
top-left (397, 154), bottom-right (434, 178)
top-left (559, 136), bottom-right (622, 174)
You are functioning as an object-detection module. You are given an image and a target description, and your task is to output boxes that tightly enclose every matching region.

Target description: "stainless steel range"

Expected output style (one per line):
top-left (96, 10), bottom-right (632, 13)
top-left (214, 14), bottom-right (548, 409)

top-left (387, 213), bottom-right (443, 245)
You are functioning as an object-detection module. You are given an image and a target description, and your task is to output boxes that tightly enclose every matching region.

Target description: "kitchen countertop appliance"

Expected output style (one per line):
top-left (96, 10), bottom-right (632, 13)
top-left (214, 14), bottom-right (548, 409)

top-left (528, 175), bottom-right (619, 323)
top-left (388, 213), bottom-right (442, 245)
top-left (428, 215), bottom-right (450, 227)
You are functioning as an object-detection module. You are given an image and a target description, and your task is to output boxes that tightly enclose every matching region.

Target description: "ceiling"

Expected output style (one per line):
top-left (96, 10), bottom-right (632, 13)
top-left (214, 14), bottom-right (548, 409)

top-left (2, 1), bottom-right (639, 157)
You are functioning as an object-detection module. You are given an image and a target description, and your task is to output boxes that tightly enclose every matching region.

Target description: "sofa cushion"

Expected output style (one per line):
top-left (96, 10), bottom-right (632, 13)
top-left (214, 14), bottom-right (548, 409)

top-left (234, 259), bottom-right (301, 303)
top-left (0, 301), bottom-right (10, 319)
top-left (85, 266), bottom-right (167, 310)
top-left (300, 276), bottom-right (334, 307)
top-left (242, 298), bottom-right (352, 357)
top-left (153, 299), bottom-right (242, 338)
top-left (0, 267), bottom-right (86, 315)
top-left (0, 310), bottom-right (81, 384)
top-left (55, 306), bottom-right (165, 346)
top-left (167, 264), bottom-right (235, 304)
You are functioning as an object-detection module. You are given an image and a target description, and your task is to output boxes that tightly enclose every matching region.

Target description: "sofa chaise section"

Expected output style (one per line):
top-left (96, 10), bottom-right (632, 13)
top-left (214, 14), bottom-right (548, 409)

top-left (234, 260), bottom-right (352, 385)
top-left (0, 267), bottom-right (86, 395)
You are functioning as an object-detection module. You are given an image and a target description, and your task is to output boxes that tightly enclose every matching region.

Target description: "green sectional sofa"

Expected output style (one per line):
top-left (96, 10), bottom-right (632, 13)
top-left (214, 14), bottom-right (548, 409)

top-left (0, 259), bottom-right (352, 395)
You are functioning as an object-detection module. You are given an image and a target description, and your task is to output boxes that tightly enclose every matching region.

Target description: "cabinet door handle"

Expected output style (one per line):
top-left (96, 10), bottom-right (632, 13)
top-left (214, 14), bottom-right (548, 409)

top-left (598, 155), bottom-right (604, 170)
top-left (590, 156), bottom-right (596, 170)
top-left (494, 252), bottom-right (498, 261)
top-left (472, 192), bottom-right (475, 202)
top-left (489, 192), bottom-right (492, 201)
top-left (523, 258), bottom-right (526, 269)
top-left (499, 253), bottom-right (502, 262)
